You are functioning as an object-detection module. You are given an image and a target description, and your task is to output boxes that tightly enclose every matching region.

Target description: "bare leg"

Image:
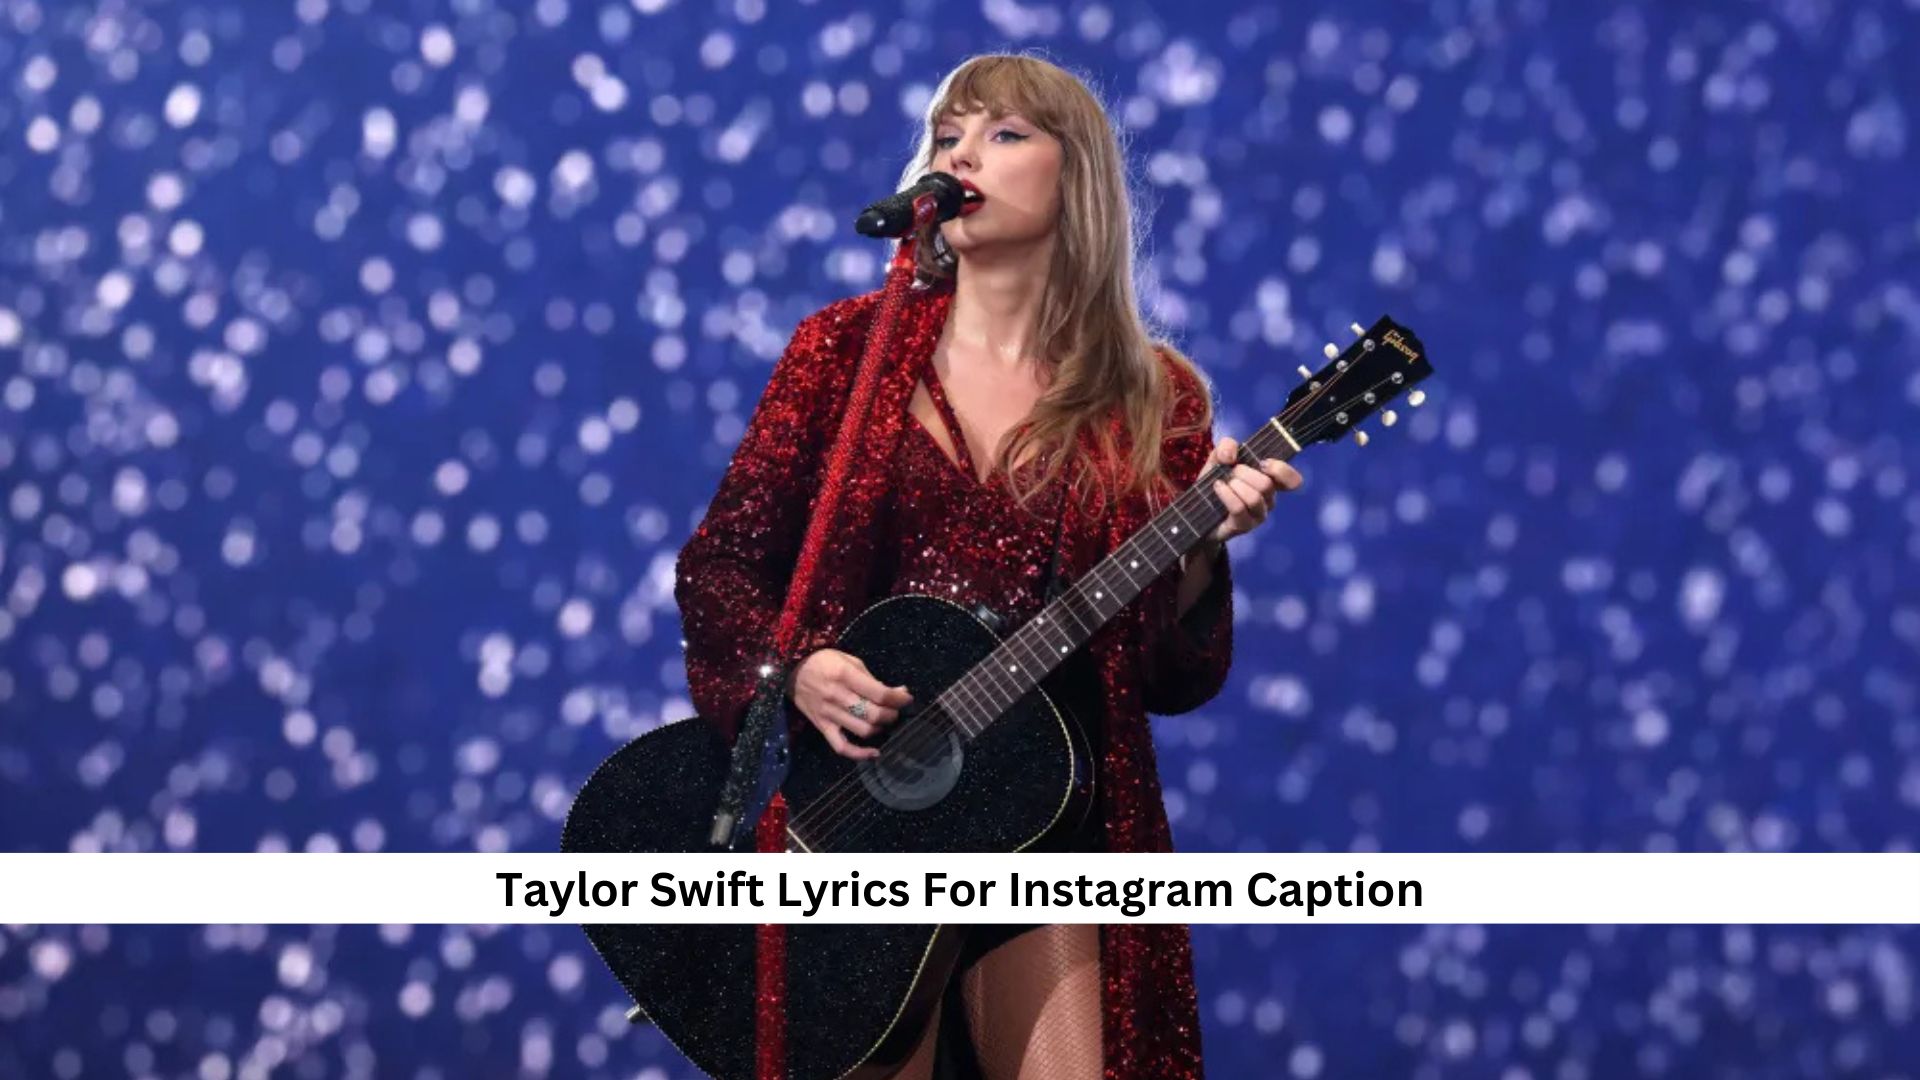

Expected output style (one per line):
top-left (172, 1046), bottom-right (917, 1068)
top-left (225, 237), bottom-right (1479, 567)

top-left (961, 924), bottom-right (1103, 1079)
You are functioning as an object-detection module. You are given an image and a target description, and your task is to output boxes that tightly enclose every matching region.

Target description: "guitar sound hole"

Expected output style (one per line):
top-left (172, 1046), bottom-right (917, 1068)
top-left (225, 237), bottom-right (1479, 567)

top-left (858, 709), bottom-right (964, 812)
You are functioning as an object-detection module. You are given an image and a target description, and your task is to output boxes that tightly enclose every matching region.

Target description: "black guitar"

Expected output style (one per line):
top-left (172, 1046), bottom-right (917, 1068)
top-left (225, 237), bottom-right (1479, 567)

top-left (562, 316), bottom-right (1433, 1079)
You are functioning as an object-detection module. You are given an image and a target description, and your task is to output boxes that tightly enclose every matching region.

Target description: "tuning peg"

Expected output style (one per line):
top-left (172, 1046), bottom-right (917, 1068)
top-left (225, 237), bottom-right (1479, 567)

top-left (1381, 410), bottom-right (1398, 427)
top-left (1408, 390), bottom-right (1426, 407)
top-left (1297, 364), bottom-right (1313, 379)
top-left (1322, 343), bottom-right (1338, 359)
top-left (1350, 322), bottom-right (1366, 336)
top-left (1353, 430), bottom-right (1370, 447)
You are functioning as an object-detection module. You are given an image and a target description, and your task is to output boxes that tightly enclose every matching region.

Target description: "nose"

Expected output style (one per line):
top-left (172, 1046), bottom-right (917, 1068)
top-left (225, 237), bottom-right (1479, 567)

top-left (946, 132), bottom-right (979, 174)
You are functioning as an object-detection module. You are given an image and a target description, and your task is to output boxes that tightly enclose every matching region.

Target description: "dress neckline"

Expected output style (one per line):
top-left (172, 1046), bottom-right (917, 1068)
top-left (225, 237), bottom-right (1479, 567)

top-left (912, 349), bottom-right (1058, 488)
top-left (913, 353), bottom-right (986, 485)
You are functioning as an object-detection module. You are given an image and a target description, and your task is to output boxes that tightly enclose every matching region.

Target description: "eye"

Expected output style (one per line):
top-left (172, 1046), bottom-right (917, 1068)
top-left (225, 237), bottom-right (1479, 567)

top-left (933, 129), bottom-right (1026, 150)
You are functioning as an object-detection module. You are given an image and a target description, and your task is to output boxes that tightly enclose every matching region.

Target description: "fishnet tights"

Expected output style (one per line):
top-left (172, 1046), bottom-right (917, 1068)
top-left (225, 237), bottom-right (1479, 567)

top-left (887, 923), bottom-right (1102, 1080)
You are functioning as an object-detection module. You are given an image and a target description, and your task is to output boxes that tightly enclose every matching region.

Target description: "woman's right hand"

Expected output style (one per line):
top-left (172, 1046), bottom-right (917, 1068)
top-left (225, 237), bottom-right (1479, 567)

top-left (787, 649), bottom-right (913, 760)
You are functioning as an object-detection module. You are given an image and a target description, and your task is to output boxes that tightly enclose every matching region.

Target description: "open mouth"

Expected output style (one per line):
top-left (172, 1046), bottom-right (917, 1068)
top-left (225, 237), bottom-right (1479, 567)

top-left (959, 182), bottom-right (986, 215)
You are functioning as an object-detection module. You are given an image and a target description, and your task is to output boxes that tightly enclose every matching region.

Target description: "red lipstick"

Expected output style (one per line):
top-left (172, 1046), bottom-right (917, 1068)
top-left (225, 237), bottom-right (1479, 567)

top-left (958, 179), bottom-right (986, 215)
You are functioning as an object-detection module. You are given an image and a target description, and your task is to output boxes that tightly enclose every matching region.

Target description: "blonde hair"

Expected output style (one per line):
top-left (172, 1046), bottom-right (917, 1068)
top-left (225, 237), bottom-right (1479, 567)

top-left (895, 52), bottom-right (1213, 518)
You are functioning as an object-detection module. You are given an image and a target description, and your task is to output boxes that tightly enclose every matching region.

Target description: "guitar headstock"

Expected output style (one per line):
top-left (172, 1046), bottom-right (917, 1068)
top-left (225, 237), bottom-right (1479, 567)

top-left (1279, 316), bottom-right (1433, 448)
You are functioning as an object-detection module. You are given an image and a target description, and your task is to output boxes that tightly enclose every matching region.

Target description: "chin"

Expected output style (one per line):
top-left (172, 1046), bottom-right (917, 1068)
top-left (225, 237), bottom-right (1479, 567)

top-left (939, 219), bottom-right (1043, 255)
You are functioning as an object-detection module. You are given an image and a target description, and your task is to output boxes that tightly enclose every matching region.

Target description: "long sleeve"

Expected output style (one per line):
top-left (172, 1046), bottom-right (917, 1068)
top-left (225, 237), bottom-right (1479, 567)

top-left (1140, 356), bottom-right (1234, 716)
top-left (674, 307), bottom-right (854, 742)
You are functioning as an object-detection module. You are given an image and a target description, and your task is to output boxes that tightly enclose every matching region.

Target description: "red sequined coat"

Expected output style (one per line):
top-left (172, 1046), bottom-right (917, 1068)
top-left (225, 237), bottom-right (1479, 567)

top-left (675, 272), bottom-right (1232, 1078)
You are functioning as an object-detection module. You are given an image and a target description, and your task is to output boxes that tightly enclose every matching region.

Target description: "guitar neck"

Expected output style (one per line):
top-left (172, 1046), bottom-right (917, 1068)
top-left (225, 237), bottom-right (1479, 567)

top-left (933, 419), bottom-right (1303, 738)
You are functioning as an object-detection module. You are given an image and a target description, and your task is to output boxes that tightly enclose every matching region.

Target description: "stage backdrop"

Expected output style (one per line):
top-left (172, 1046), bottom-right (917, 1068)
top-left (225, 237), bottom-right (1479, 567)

top-left (2, 0), bottom-right (1916, 1077)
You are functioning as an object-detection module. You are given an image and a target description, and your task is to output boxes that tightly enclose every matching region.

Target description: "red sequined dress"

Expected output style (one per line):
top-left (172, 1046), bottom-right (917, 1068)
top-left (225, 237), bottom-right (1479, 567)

top-left (675, 277), bottom-right (1233, 1078)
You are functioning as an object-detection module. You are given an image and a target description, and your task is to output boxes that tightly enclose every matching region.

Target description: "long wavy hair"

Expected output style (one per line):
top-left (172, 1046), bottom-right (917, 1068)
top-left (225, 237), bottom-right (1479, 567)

top-left (894, 53), bottom-right (1213, 518)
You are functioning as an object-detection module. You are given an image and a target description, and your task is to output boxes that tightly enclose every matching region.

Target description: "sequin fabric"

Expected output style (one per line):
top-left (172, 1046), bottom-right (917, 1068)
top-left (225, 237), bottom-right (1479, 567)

top-left (754, 795), bottom-right (789, 1080)
top-left (674, 255), bottom-right (1234, 1076)
top-left (885, 327), bottom-right (1072, 638)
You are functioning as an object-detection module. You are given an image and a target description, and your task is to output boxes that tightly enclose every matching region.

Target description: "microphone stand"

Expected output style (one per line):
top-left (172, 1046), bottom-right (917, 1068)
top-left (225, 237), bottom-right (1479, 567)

top-left (706, 191), bottom-right (951, 1079)
top-left (708, 662), bottom-right (792, 849)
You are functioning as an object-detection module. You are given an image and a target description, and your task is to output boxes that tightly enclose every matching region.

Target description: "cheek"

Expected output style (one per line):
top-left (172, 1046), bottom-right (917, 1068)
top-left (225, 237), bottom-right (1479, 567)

top-left (1039, 174), bottom-right (1064, 216)
top-left (1028, 153), bottom-right (1065, 212)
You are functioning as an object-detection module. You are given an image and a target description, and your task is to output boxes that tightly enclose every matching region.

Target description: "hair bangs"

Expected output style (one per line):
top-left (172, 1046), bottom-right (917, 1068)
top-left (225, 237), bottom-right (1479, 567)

top-left (927, 57), bottom-right (1061, 137)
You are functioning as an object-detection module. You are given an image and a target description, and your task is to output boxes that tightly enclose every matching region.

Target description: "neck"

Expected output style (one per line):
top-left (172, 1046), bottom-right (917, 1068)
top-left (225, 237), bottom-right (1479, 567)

top-left (947, 239), bottom-right (1055, 368)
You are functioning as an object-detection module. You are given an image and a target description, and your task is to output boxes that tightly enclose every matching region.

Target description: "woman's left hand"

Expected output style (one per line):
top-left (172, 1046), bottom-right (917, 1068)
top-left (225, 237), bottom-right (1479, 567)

top-left (1199, 436), bottom-right (1304, 545)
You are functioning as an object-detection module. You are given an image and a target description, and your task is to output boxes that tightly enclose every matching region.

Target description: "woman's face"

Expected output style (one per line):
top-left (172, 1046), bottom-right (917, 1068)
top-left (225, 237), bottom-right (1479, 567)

top-left (929, 106), bottom-right (1064, 257)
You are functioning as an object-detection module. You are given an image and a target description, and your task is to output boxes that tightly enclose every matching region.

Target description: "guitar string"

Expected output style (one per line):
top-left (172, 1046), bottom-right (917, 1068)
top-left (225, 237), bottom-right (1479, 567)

top-left (786, 359), bottom-right (1411, 850)
top-left (794, 390), bottom-right (1399, 855)
top-left (789, 364), bottom-right (1401, 852)
top-left (787, 361), bottom-right (1404, 852)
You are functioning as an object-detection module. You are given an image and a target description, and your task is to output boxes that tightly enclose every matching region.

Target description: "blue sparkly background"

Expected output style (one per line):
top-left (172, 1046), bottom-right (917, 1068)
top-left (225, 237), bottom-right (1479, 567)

top-left (2, 0), bottom-right (1917, 1077)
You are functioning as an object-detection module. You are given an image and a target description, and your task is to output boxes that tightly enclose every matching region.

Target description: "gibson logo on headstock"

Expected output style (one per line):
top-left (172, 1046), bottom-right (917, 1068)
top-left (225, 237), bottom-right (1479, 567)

top-left (1382, 330), bottom-right (1420, 362)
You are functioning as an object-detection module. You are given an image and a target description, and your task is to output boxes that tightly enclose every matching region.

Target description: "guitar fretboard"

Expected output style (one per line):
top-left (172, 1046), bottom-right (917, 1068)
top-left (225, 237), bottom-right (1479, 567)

top-left (933, 418), bottom-right (1301, 738)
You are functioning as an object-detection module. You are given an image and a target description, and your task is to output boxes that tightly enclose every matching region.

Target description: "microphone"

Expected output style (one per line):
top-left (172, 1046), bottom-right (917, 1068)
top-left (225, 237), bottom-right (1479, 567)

top-left (854, 172), bottom-right (966, 238)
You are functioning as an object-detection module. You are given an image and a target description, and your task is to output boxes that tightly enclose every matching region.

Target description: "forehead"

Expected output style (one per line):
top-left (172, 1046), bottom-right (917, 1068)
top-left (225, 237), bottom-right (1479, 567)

top-left (933, 103), bottom-right (1023, 126)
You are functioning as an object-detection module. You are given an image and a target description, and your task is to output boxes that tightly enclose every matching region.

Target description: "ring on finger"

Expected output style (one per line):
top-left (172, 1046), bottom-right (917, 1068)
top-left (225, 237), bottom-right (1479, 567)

top-left (846, 697), bottom-right (870, 721)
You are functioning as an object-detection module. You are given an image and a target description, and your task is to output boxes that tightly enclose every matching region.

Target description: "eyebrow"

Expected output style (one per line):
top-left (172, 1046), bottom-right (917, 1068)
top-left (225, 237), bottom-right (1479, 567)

top-left (933, 107), bottom-right (1020, 127)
